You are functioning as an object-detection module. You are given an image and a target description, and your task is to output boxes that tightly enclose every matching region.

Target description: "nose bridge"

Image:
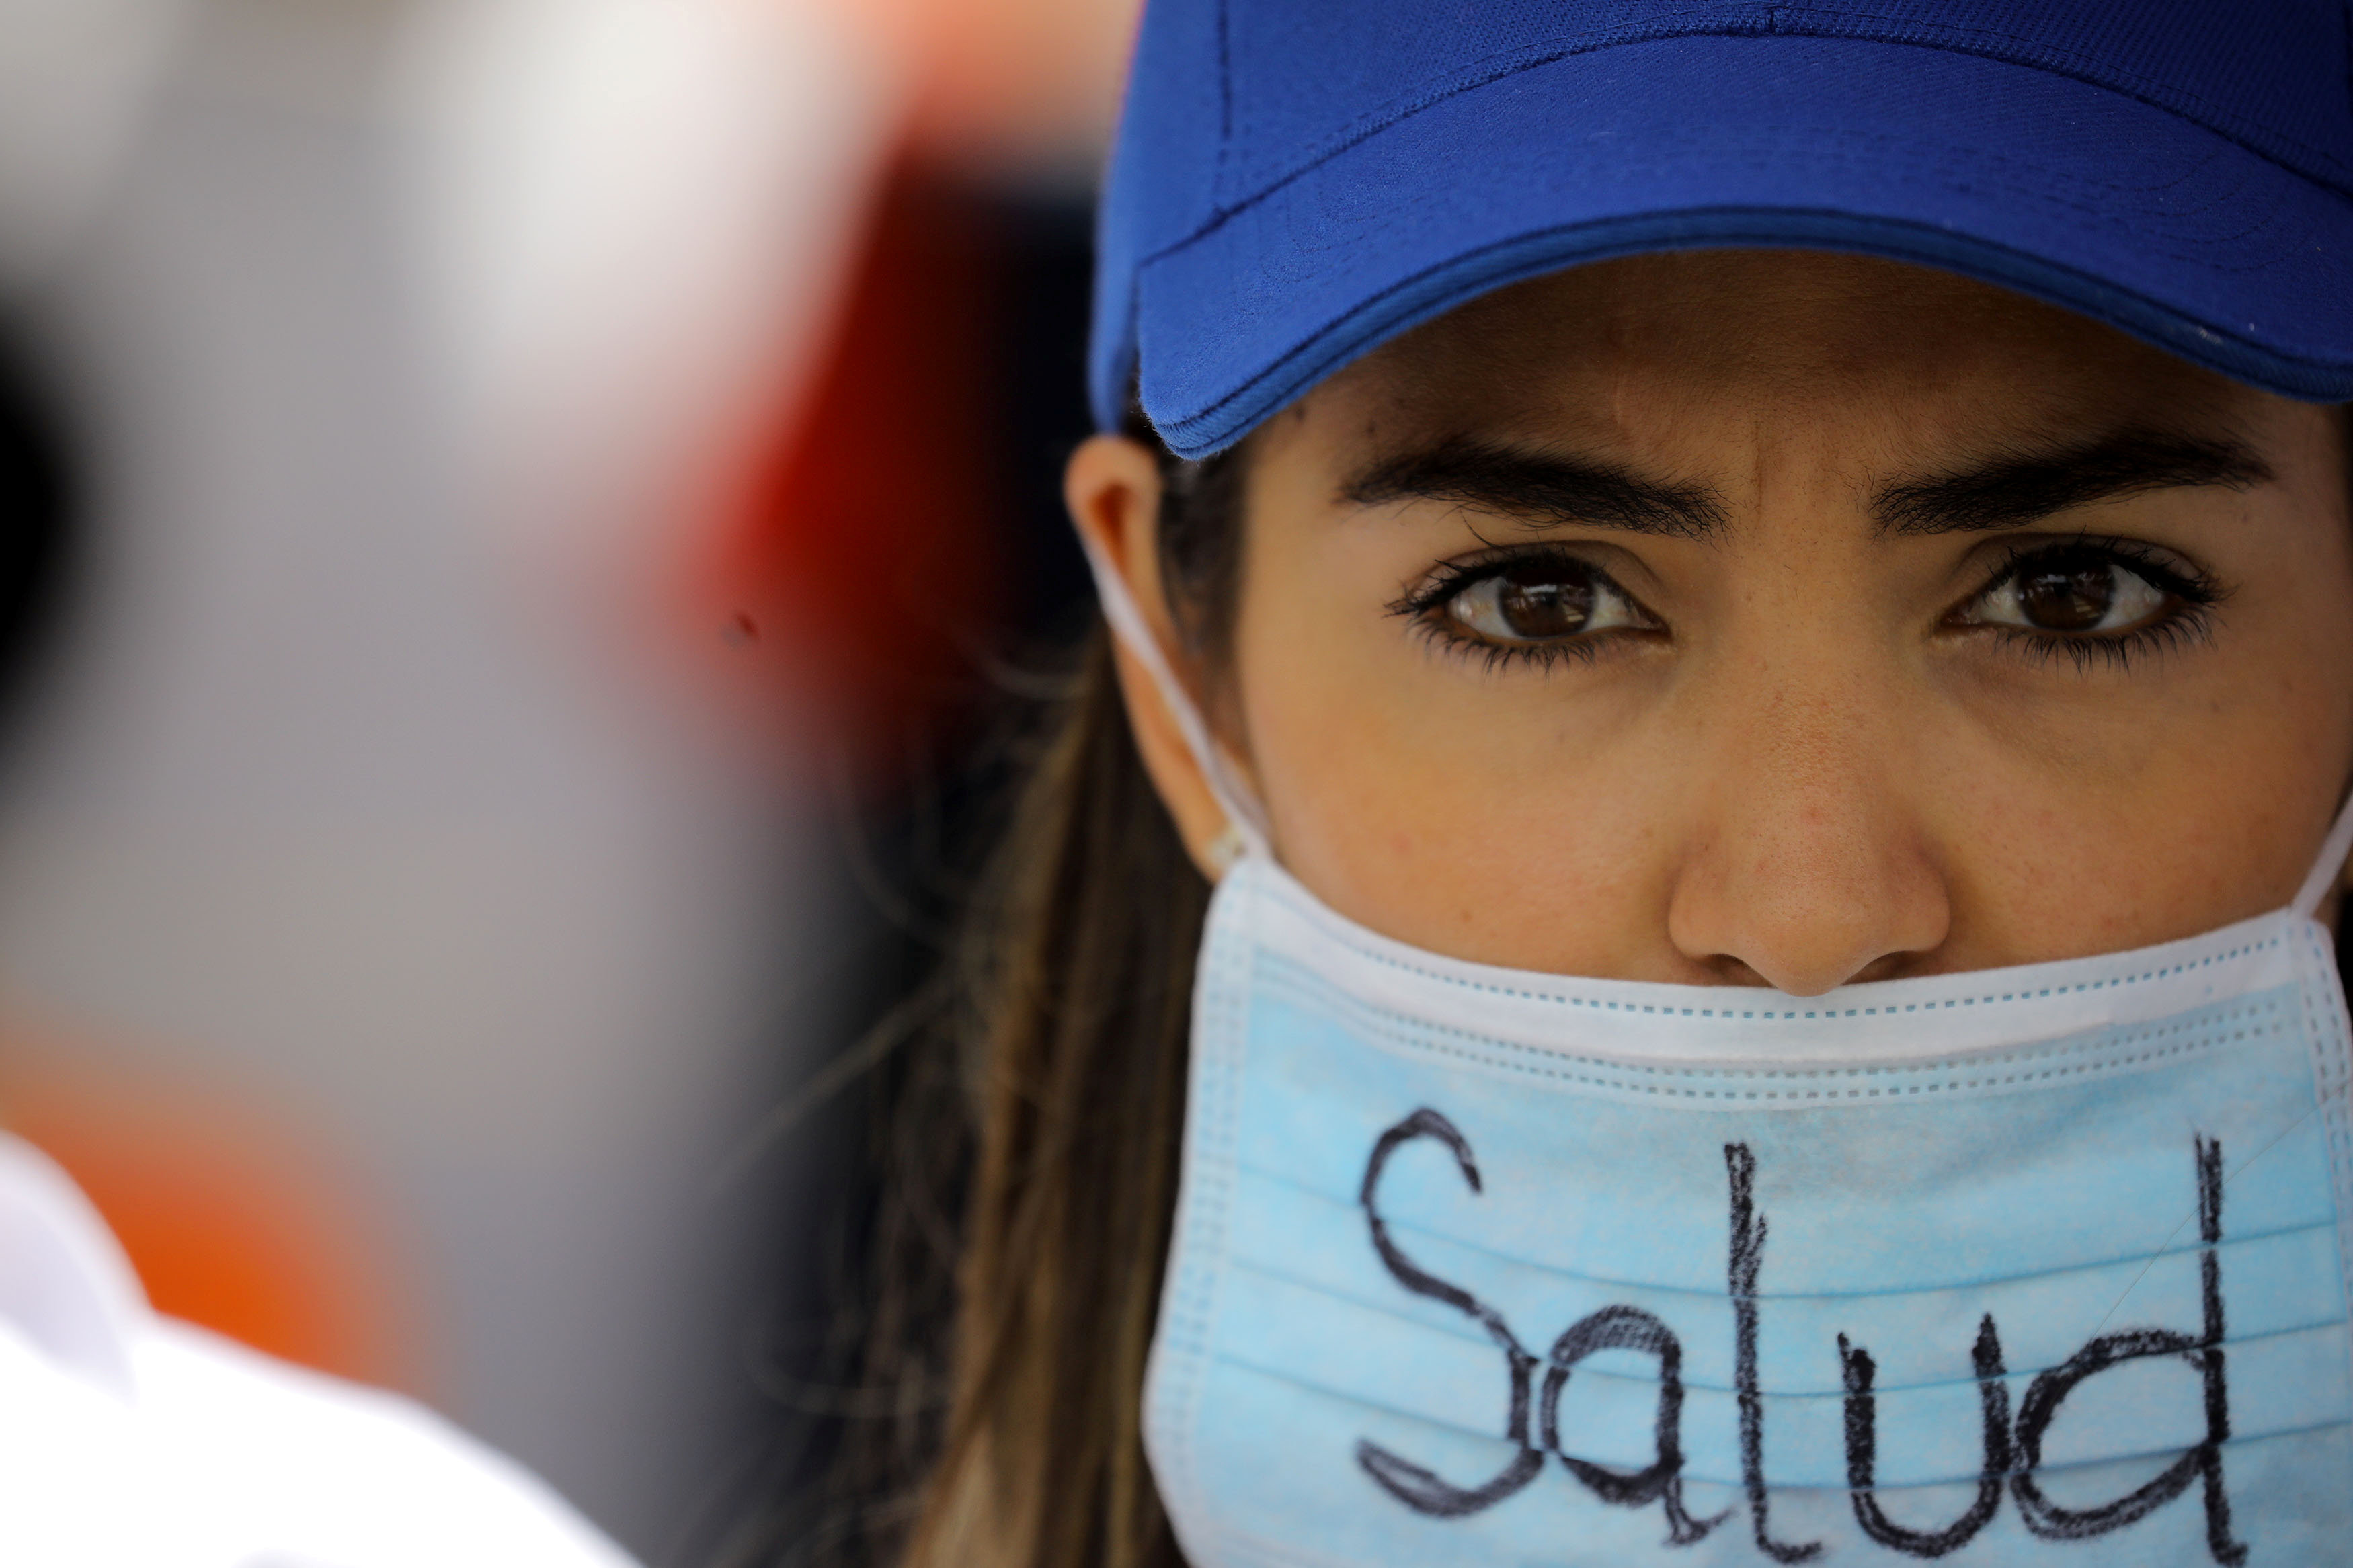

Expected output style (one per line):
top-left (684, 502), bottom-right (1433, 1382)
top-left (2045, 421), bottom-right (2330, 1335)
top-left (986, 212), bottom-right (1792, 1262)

top-left (1668, 631), bottom-right (1950, 994)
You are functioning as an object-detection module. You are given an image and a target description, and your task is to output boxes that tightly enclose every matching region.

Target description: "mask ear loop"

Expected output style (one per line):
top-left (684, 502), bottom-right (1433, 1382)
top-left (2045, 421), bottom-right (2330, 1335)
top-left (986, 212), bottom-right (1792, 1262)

top-left (1081, 535), bottom-right (1274, 870)
top-left (2293, 788), bottom-right (2353, 920)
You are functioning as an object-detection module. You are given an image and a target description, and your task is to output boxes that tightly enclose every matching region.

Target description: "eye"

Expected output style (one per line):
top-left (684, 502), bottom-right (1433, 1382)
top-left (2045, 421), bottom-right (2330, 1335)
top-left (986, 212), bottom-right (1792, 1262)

top-left (1958, 545), bottom-right (2178, 636)
top-left (1439, 556), bottom-right (1648, 645)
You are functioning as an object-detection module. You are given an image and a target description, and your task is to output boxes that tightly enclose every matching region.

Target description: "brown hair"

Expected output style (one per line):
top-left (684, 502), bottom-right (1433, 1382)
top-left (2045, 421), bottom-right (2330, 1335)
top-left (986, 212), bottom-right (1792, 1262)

top-left (789, 434), bottom-right (1245, 1568)
top-left (898, 630), bottom-right (1200, 1568)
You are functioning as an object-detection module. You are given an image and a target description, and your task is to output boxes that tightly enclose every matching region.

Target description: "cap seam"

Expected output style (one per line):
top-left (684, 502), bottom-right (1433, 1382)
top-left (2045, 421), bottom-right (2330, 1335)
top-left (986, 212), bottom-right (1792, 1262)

top-left (1212, 0), bottom-right (1234, 191)
top-left (1174, 24), bottom-right (2353, 270)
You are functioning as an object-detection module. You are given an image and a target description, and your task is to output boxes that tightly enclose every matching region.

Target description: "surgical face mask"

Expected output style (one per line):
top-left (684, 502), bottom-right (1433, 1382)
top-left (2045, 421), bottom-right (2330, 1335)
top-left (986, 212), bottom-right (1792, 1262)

top-left (1085, 550), bottom-right (2353, 1565)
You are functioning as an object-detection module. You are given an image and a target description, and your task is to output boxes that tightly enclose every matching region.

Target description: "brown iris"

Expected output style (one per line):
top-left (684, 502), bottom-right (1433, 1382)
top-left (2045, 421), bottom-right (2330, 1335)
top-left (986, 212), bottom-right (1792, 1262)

top-left (1489, 560), bottom-right (1595, 639)
top-left (2015, 553), bottom-right (2128, 632)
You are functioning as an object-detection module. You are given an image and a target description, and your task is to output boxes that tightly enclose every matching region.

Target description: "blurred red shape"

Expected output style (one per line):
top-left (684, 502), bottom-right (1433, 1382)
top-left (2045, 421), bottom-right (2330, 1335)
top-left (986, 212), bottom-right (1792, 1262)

top-left (696, 155), bottom-right (1012, 775)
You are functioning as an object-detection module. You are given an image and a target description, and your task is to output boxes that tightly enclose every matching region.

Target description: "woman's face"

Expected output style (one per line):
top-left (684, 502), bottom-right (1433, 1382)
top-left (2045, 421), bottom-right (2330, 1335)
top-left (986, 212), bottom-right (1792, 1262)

top-left (1071, 251), bottom-right (2353, 993)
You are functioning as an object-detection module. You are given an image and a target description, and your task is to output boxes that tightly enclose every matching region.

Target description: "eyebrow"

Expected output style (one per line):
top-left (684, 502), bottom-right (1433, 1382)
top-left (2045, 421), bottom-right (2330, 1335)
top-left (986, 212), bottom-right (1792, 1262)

top-left (1872, 430), bottom-right (2276, 536)
top-left (1340, 428), bottom-right (2278, 542)
top-left (1341, 437), bottom-right (1728, 539)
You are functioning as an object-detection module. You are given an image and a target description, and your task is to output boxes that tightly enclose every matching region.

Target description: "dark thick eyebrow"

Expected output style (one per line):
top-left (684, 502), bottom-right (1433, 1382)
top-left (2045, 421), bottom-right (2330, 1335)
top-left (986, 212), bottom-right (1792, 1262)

top-left (1874, 430), bottom-right (2275, 536)
top-left (1341, 437), bottom-right (1728, 540)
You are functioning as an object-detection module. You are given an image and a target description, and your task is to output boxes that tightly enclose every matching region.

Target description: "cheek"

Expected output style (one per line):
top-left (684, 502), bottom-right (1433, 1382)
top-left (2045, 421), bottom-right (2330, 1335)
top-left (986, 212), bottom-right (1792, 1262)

top-left (1232, 550), bottom-right (1681, 973)
top-left (1934, 735), bottom-right (2340, 962)
top-left (1955, 520), bottom-right (2353, 946)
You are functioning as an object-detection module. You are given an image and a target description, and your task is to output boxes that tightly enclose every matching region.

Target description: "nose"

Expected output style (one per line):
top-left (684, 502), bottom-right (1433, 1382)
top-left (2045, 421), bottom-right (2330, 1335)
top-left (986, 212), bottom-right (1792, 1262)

top-left (1665, 682), bottom-right (1950, 996)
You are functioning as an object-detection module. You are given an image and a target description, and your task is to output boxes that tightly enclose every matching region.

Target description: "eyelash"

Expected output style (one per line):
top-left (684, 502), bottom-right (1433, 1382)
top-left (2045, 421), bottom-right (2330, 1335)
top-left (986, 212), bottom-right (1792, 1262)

top-left (1959, 535), bottom-right (2227, 673)
top-left (1386, 536), bottom-right (2228, 675)
top-left (1386, 546), bottom-right (1647, 672)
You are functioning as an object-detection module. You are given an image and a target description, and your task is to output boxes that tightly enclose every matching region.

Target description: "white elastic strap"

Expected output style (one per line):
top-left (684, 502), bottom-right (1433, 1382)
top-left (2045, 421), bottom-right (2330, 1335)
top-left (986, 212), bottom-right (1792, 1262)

top-left (2295, 787), bottom-right (2353, 918)
top-left (1080, 534), bottom-right (1274, 864)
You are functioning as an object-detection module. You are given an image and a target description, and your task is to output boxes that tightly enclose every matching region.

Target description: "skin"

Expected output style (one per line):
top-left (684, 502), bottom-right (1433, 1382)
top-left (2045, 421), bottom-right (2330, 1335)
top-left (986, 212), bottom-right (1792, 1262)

top-left (1067, 251), bottom-right (2353, 995)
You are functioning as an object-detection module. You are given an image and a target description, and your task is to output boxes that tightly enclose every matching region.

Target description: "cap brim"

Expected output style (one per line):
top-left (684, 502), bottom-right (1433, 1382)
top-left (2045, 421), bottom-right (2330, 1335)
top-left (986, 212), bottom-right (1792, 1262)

top-left (1135, 33), bottom-right (2353, 458)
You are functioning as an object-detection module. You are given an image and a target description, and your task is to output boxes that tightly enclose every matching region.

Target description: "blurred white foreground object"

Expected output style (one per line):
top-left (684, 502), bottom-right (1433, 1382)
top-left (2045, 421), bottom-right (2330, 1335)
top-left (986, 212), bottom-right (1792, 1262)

top-left (0, 0), bottom-right (897, 1551)
top-left (0, 1135), bottom-right (636, 1567)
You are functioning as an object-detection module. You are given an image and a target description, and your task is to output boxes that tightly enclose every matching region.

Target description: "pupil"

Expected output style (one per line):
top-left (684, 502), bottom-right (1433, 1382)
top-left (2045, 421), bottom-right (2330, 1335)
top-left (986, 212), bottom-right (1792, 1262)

top-left (1499, 563), bottom-right (1594, 638)
top-left (2017, 556), bottom-right (2116, 632)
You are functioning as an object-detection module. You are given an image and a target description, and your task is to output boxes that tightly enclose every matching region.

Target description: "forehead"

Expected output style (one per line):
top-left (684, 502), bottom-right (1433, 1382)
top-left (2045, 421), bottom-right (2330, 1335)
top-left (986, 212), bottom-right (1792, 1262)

top-left (1310, 251), bottom-right (2254, 457)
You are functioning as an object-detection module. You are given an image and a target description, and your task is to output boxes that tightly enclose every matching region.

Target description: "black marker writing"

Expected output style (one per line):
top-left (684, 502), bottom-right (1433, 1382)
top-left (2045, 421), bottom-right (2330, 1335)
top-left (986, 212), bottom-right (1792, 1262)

top-left (1355, 1120), bottom-right (2250, 1563)
top-left (1357, 1108), bottom-right (1722, 1543)
top-left (1541, 1304), bottom-right (1726, 1544)
top-left (1838, 1314), bottom-right (2011, 1557)
top-left (1726, 1142), bottom-right (1823, 1563)
top-left (2008, 1134), bottom-right (2246, 1566)
top-left (1355, 1108), bottom-right (1542, 1516)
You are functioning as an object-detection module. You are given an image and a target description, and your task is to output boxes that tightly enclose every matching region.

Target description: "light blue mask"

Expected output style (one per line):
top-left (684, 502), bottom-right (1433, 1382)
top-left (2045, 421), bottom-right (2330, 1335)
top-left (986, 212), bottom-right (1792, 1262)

top-left (1142, 837), bottom-right (2353, 1568)
top-left (1080, 535), bottom-right (2353, 1566)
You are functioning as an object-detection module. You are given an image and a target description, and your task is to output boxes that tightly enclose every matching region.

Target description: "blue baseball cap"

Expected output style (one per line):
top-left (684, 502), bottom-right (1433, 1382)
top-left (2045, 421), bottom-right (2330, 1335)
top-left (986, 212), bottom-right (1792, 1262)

top-left (1091, 1), bottom-right (2353, 459)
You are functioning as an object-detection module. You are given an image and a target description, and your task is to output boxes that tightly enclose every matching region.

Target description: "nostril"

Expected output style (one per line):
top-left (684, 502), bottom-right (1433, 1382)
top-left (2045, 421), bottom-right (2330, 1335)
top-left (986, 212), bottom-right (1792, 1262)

top-left (1683, 912), bottom-right (1944, 995)
top-left (1715, 940), bottom-right (1934, 997)
top-left (1843, 950), bottom-right (1923, 985)
top-left (1668, 821), bottom-right (1951, 995)
top-left (1704, 954), bottom-right (1773, 988)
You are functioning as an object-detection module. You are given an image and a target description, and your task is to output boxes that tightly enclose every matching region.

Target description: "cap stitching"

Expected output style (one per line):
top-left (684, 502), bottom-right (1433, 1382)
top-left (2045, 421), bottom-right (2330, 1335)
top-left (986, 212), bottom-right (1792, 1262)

top-left (1190, 24), bottom-right (2352, 253)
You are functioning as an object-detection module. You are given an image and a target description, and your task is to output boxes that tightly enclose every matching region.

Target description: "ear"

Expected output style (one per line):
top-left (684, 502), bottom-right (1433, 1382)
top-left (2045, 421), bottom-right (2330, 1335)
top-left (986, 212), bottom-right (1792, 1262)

top-left (1064, 432), bottom-right (1237, 881)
